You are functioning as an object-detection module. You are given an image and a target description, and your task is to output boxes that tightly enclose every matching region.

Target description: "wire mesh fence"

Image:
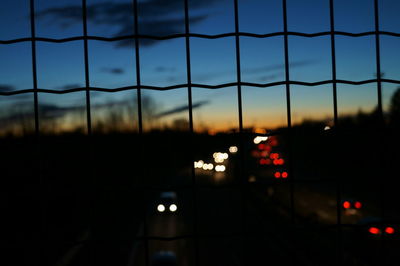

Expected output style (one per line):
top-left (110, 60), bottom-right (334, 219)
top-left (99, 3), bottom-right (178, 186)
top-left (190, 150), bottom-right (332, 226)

top-left (1, 0), bottom-right (400, 265)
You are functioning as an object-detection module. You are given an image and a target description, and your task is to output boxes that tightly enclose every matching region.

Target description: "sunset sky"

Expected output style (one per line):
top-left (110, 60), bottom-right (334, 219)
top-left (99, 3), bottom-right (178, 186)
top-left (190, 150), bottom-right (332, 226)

top-left (1, 0), bottom-right (400, 132)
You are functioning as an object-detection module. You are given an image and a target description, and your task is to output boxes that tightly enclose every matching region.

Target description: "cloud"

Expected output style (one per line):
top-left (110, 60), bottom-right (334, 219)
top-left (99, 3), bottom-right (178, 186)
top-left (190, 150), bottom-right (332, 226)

top-left (0, 85), bottom-right (16, 92)
top-left (155, 66), bottom-right (176, 73)
top-left (192, 60), bottom-right (317, 82)
top-left (57, 83), bottom-right (83, 90)
top-left (36, 0), bottom-right (219, 47)
top-left (101, 67), bottom-right (125, 75)
top-left (155, 100), bottom-right (209, 118)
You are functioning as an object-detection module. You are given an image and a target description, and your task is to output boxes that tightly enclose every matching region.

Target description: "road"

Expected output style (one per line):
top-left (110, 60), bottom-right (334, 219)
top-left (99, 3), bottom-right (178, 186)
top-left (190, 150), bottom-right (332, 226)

top-left (125, 151), bottom-right (400, 266)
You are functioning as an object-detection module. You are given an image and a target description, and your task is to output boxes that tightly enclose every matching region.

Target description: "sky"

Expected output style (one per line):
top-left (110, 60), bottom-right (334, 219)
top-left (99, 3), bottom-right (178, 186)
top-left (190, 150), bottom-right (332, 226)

top-left (1, 0), bottom-right (400, 133)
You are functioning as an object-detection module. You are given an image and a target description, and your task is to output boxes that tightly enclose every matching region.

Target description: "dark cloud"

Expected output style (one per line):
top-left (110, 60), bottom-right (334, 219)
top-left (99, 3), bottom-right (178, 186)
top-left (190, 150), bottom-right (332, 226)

top-left (57, 84), bottom-right (83, 90)
top-left (101, 67), bottom-right (125, 75)
top-left (155, 100), bottom-right (209, 118)
top-left (36, 0), bottom-right (219, 47)
top-left (193, 60), bottom-right (317, 82)
top-left (0, 85), bottom-right (16, 92)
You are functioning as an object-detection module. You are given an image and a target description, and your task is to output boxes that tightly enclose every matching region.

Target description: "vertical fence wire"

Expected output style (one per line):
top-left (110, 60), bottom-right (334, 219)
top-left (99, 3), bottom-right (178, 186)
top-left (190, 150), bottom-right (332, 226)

top-left (132, 1), bottom-right (150, 265)
top-left (373, 0), bottom-right (385, 218)
top-left (282, 1), bottom-right (297, 264)
top-left (82, 0), bottom-right (92, 136)
top-left (373, 0), bottom-right (386, 263)
top-left (183, 0), bottom-right (199, 265)
top-left (281, 0), bottom-right (295, 225)
top-left (81, 1), bottom-right (94, 265)
top-left (233, 0), bottom-right (247, 264)
top-left (29, 1), bottom-right (44, 265)
top-left (329, 1), bottom-right (342, 265)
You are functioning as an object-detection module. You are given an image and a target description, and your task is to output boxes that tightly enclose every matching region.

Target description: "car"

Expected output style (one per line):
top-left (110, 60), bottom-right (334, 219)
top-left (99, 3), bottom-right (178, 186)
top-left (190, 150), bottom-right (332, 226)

top-left (156, 192), bottom-right (178, 214)
top-left (151, 251), bottom-right (177, 266)
top-left (342, 199), bottom-right (362, 215)
top-left (357, 217), bottom-right (398, 239)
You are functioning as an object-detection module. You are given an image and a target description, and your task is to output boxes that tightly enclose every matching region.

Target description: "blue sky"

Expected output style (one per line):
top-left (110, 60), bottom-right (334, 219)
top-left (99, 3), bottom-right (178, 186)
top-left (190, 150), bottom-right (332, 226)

top-left (1, 0), bottom-right (400, 131)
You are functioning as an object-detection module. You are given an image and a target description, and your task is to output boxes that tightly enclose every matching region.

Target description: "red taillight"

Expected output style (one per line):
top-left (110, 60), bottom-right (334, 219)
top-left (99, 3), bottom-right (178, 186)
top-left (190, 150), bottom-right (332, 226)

top-left (274, 172), bottom-right (281, 178)
top-left (354, 201), bottom-right (362, 209)
top-left (343, 201), bottom-right (351, 209)
top-left (258, 144), bottom-right (265, 150)
top-left (282, 172), bottom-right (288, 178)
top-left (369, 227), bottom-right (380, 235)
top-left (270, 153), bottom-right (279, 159)
top-left (385, 227), bottom-right (395, 234)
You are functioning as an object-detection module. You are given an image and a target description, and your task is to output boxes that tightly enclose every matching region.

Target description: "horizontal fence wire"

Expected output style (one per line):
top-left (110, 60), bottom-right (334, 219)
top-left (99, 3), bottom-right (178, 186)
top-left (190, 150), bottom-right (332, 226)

top-left (1, 31), bottom-right (400, 44)
top-left (1, 79), bottom-right (400, 95)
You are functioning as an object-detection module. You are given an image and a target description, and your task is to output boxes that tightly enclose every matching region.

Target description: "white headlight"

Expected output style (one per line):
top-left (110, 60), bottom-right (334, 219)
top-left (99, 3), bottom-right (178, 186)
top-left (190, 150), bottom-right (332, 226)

top-left (169, 204), bottom-right (177, 212)
top-left (157, 204), bottom-right (165, 212)
top-left (229, 146), bottom-right (238, 153)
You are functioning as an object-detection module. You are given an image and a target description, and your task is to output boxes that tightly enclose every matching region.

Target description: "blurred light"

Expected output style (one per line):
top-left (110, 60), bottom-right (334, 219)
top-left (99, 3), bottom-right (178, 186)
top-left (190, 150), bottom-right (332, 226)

top-left (215, 165), bottom-right (226, 172)
top-left (213, 152), bottom-right (228, 163)
top-left (324, 126), bottom-right (331, 131)
top-left (274, 172), bottom-right (281, 178)
top-left (254, 128), bottom-right (267, 134)
top-left (248, 175), bottom-right (256, 183)
top-left (214, 157), bottom-right (224, 163)
top-left (194, 160), bottom-right (204, 168)
top-left (258, 144), bottom-right (265, 150)
top-left (229, 146), bottom-right (238, 153)
top-left (385, 227), bottom-right (395, 234)
top-left (282, 172), bottom-right (288, 178)
top-left (169, 204), bottom-right (177, 212)
top-left (354, 201), bottom-right (362, 209)
top-left (157, 204), bottom-right (165, 212)
top-left (264, 158), bottom-right (271, 165)
top-left (253, 136), bottom-right (268, 144)
top-left (202, 163), bottom-right (214, 170)
top-left (270, 139), bottom-right (278, 146)
top-left (343, 201), bottom-right (351, 209)
top-left (369, 227), bottom-right (380, 235)
top-left (278, 158), bottom-right (284, 165)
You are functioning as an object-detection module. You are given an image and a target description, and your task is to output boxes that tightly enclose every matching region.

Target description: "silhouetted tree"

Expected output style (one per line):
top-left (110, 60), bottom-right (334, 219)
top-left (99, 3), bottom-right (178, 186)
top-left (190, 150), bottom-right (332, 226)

top-left (389, 87), bottom-right (400, 126)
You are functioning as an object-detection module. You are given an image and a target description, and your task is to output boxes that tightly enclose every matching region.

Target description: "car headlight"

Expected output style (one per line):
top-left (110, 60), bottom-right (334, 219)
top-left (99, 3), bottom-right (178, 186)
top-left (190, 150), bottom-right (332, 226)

top-left (157, 204), bottom-right (165, 212)
top-left (169, 204), bottom-right (177, 212)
